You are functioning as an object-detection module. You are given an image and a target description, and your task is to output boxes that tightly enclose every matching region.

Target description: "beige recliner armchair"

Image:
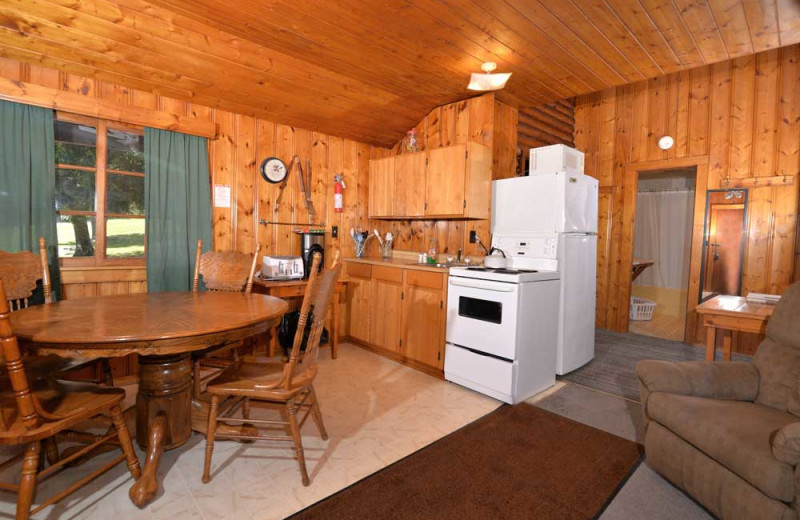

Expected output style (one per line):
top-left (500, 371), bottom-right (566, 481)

top-left (638, 282), bottom-right (800, 520)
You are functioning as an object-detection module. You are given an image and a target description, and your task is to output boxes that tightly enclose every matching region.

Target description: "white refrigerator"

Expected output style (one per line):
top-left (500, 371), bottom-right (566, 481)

top-left (492, 172), bottom-right (599, 375)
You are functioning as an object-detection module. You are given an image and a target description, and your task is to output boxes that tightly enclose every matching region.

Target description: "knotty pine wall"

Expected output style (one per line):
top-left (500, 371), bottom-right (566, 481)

top-left (574, 44), bottom-right (800, 352)
top-left (0, 57), bottom-right (392, 378)
top-left (0, 57), bottom-right (387, 279)
top-left (370, 94), bottom-right (519, 259)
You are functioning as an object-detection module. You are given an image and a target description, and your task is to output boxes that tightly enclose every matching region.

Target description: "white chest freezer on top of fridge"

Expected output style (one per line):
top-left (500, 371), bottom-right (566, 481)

top-left (491, 172), bottom-right (599, 234)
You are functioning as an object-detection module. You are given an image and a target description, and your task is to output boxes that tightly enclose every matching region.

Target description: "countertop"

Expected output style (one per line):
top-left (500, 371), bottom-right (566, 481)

top-left (344, 256), bottom-right (451, 274)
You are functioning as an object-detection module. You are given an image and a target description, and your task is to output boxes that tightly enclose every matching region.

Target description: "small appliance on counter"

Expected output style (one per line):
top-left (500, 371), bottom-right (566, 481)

top-left (260, 256), bottom-right (304, 280)
top-left (297, 229), bottom-right (325, 278)
top-left (529, 143), bottom-right (585, 175)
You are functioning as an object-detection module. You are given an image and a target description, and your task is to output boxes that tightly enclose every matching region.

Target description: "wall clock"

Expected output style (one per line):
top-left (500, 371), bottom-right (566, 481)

top-left (260, 157), bottom-right (287, 184)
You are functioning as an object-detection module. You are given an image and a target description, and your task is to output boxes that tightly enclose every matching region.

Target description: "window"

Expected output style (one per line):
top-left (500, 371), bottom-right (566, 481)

top-left (54, 114), bottom-right (145, 265)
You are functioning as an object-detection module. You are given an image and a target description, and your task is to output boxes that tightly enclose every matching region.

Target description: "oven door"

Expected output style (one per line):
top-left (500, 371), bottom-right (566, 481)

top-left (446, 277), bottom-right (519, 360)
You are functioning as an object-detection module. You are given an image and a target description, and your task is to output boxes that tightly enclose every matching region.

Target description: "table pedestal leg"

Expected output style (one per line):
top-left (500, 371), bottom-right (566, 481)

top-left (130, 354), bottom-right (193, 507)
top-left (130, 413), bottom-right (167, 507)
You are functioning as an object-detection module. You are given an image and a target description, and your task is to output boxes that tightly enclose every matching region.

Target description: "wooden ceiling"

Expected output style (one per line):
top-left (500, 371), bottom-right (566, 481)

top-left (1, 0), bottom-right (799, 145)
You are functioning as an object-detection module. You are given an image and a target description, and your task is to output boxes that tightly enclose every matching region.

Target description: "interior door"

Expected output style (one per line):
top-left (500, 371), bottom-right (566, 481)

top-left (369, 157), bottom-right (394, 217)
top-left (369, 266), bottom-right (403, 352)
top-left (425, 145), bottom-right (466, 216)
top-left (401, 271), bottom-right (446, 368)
top-left (393, 152), bottom-right (426, 217)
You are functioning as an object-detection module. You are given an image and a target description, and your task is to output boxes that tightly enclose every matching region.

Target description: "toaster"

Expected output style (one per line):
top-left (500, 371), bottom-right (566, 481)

top-left (260, 255), bottom-right (304, 280)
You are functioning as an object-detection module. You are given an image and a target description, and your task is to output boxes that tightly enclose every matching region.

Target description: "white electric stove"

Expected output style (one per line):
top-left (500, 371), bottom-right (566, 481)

top-left (444, 233), bottom-right (561, 404)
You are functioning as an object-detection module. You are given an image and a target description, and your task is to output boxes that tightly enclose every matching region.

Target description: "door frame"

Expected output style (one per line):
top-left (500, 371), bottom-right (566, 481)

top-left (620, 156), bottom-right (709, 344)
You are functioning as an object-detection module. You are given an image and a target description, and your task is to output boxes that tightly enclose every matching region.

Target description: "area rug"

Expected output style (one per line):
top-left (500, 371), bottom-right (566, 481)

top-left (289, 403), bottom-right (642, 520)
top-left (561, 329), bottom-right (751, 401)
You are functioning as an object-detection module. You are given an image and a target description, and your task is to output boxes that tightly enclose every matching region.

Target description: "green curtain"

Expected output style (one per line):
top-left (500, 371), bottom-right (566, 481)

top-left (0, 99), bottom-right (60, 301)
top-left (144, 127), bottom-right (213, 292)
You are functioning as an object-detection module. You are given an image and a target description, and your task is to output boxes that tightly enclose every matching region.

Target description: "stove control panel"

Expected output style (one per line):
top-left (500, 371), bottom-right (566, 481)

top-left (493, 235), bottom-right (558, 260)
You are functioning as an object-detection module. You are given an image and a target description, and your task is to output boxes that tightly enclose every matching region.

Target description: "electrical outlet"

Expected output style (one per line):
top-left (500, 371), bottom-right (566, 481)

top-left (331, 225), bottom-right (338, 238)
top-left (469, 230), bottom-right (477, 243)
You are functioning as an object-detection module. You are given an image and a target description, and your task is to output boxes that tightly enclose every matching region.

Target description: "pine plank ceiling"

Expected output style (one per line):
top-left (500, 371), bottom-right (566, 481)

top-left (1, 0), bottom-right (799, 145)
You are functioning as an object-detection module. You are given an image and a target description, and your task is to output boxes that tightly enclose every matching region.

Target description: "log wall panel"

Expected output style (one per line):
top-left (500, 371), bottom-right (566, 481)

top-left (518, 100), bottom-right (575, 158)
top-left (574, 44), bottom-right (800, 353)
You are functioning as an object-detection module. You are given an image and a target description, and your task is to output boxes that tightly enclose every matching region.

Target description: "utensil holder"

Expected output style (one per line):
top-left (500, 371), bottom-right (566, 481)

top-left (354, 241), bottom-right (368, 258)
top-left (380, 242), bottom-right (392, 259)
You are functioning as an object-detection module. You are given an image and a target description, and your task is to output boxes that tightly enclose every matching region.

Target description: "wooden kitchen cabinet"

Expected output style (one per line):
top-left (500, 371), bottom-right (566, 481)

top-left (367, 142), bottom-right (491, 220)
top-left (401, 270), bottom-right (447, 370)
top-left (393, 152), bottom-right (426, 217)
top-left (369, 266), bottom-right (403, 352)
top-left (425, 145), bottom-right (467, 216)
top-left (368, 156), bottom-right (394, 217)
top-left (345, 262), bottom-right (372, 343)
top-left (344, 260), bottom-right (448, 375)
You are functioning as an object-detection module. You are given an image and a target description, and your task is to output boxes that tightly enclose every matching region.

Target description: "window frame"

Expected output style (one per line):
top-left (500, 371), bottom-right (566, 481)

top-left (55, 112), bottom-right (146, 267)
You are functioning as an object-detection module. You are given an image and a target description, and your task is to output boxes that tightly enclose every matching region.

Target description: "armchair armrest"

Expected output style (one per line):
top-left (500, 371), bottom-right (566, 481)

top-left (772, 423), bottom-right (800, 465)
top-left (637, 360), bottom-right (759, 401)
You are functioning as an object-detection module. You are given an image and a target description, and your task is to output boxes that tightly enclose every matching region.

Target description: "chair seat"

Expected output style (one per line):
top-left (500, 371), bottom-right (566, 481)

top-left (206, 356), bottom-right (317, 400)
top-left (0, 380), bottom-right (125, 445)
top-left (648, 393), bottom-right (797, 501)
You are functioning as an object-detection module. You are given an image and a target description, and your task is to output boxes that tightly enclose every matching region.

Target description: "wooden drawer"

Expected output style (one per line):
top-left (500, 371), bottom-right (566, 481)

top-left (405, 270), bottom-right (444, 290)
top-left (346, 262), bottom-right (372, 279)
top-left (372, 265), bottom-right (403, 283)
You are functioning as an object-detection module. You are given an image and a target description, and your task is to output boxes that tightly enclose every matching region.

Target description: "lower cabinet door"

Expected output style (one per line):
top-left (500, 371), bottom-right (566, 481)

top-left (346, 265), bottom-right (372, 344)
top-left (401, 272), bottom-right (446, 369)
top-left (369, 276), bottom-right (403, 352)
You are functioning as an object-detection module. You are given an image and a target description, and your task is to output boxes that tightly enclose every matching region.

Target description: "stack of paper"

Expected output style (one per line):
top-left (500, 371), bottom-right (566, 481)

top-left (746, 293), bottom-right (781, 305)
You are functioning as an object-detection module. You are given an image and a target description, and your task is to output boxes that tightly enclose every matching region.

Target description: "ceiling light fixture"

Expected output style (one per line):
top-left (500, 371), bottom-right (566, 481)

top-left (657, 135), bottom-right (674, 150)
top-left (467, 62), bottom-right (512, 92)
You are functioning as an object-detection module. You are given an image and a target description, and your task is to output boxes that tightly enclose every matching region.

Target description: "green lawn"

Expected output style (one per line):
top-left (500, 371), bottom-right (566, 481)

top-left (57, 218), bottom-right (145, 258)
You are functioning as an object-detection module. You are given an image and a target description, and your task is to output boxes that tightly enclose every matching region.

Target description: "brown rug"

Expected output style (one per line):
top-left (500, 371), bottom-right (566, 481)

top-left (290, 403), bottom-right (643, 520)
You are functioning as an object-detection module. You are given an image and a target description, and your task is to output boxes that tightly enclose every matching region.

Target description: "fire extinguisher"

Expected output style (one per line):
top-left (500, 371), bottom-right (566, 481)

top-left (334, 174), bottom-right (345, 213)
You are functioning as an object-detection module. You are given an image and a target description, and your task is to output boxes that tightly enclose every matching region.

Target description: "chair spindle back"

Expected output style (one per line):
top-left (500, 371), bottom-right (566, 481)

top-left (0, 237), bottom-right (52, 311)
top-left (192, 240), bottom-right (261, 293)
top-left (283, 251), bottom-right (341, 389)
top-left (0, 279), bottom-right (39, 432)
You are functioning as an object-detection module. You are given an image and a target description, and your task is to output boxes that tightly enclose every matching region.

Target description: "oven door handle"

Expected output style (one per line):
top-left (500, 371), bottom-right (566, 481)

top-left (449, 278), bottom-right (515, 293)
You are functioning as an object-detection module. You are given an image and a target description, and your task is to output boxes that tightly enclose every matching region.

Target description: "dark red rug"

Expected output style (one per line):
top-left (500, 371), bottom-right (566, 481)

top-left (289, 403), bottom-right (643, 520)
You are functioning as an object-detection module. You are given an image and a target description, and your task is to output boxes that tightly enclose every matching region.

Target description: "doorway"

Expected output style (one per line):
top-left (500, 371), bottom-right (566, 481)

top-left (629, 168), bottom-right (697, 341)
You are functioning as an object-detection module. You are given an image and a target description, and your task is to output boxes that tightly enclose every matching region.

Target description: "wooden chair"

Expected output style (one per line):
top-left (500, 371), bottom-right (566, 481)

top-left (0, 238), bottom-right (113, 386)
top-left (202, 251), bottom-right (340, 487)
top-left (191, 239), bottom-right (262, 398)
top-left (0, 279), bottom-right (141, 520)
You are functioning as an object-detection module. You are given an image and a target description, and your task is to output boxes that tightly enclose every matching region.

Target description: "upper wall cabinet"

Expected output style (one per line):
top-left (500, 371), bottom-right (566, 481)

top-left (368, 156), bottom-right (394, 218)
top-left (368, 142), bottom-right (491, 220)
top-left (393, 152), bottom-right (426, 217)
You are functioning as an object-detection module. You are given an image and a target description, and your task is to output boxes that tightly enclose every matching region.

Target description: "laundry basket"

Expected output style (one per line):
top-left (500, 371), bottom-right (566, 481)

top-left (630, 297), bottom-right (656, 321)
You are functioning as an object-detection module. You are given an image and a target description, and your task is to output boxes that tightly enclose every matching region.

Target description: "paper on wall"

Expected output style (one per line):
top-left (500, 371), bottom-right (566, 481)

top-left (214, 184), bottom-right (231, 208)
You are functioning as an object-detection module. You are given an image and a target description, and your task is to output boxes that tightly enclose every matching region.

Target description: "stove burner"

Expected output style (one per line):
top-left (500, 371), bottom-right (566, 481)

top-left (466, 267), bottom-right (539, 274)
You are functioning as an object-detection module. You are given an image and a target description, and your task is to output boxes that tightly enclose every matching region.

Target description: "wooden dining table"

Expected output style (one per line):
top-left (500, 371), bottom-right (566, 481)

top-left (8, 291), bottom-right (288, 508)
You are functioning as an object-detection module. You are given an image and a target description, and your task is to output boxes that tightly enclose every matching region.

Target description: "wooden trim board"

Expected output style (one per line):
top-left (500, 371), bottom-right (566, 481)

top-left (0, 78), bottom-right (218, 139)
top-left (344, 336), bottom-right (444, 380)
